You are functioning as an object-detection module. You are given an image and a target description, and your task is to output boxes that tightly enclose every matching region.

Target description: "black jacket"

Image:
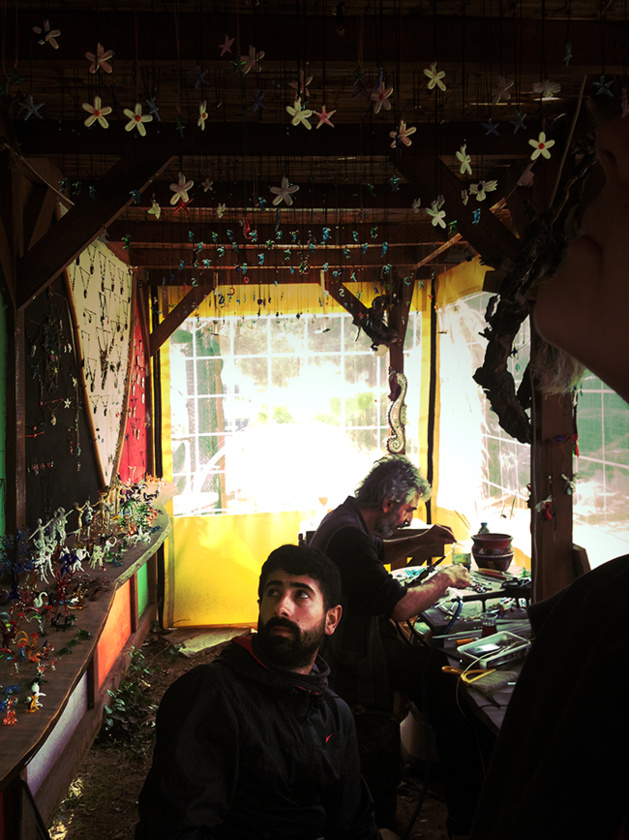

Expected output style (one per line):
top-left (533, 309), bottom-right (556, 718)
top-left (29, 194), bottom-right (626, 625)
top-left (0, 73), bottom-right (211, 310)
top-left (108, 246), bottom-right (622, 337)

top-left (135, 635), bottom-right (380, 840)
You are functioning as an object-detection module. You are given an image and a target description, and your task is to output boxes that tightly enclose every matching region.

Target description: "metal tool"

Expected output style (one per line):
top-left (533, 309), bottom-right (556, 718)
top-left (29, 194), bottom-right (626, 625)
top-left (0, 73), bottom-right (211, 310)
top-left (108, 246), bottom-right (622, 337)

top-left (441, 665), bottom-right (496, 685)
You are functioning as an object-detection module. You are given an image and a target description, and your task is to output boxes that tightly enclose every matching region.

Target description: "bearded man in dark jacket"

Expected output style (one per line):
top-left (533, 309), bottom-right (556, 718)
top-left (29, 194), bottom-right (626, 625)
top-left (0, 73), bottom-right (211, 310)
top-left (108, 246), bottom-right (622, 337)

top-left (134, 543), bottom-right (382, 840)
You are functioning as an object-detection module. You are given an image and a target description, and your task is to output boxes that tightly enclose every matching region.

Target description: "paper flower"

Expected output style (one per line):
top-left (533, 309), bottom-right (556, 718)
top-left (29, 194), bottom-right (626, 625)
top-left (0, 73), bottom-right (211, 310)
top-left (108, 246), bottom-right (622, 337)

top-left (145, 96), bottom-right (161, 121)
top-left (240, 45), bottom-right (265, 75)
top-left (593, 75), bottom-right (614, 97)
top-left (123, 103), bottom-right (153, 136)
top-left (169, 172), bottom-right (194, 205)
top-left (33, 20), bottom-right (60, 49)
top-left (469, 180), bottom-right (498, 201)
top-left (529, 131), bottom-right (555, 160)
top-left (289, 70), bottom-right (313, 100)
top-left (219, 35), bottom-right (235, 56)
top-left (86, 43), bottom-right (114, 74)
top-left (202, 178), bottom-right (213, 192)
top-left (412, 198), bottom-right (421, 213)
top-left (286, 97), bottom-right (313, 129)
top-left (456, 143), bottom-right (472, 175)
top-left (390, 120), bottom-right (416, 148)
top-left (424, 62), bottom-right (446, 91)
top-left (426, 197), bottom-right (446, 228)
top-left (492, 74), bottom-right (513, 104)
top-left (533, 78), bottom-right (561, 99)
top-left (82, 96), bottom-right (112, 129)
top-left (148, 199), bottom-right (161, 220)
top-left (482, 120), bottom-right (500, 136)
top-left (270, 176), bottom-right (300, 207)
top-left (371, 81), bottom-right (394, 114)
top-left (20, 95), bottom-right (44, 120)
top-left (461, 189), bottom-right (470, 206)
top-left (198, 101), bottom-right (208, 130)
top-left (314, 105), bottom-right (336, 128)
top-left (510, 110), bottom-right (527, 133)
top-left (217, 203), bottom-right (226, 219)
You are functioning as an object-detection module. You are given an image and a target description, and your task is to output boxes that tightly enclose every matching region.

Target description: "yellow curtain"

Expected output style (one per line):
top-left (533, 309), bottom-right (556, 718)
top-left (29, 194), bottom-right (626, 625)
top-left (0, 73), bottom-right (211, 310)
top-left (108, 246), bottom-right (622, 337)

top-left (158, 262), bottom-right (487, 627)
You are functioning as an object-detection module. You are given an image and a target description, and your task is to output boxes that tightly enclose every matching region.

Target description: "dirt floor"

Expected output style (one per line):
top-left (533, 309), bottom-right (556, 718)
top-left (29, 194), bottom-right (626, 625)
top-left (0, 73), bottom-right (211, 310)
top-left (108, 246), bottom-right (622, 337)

top-left (48, 631), bottom-right (450, 840)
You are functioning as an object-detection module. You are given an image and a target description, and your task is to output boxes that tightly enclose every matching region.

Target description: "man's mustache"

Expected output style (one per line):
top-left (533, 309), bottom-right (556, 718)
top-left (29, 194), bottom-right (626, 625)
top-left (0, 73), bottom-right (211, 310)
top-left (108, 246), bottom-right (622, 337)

top-left (265, 616), bottom-right (300, 636)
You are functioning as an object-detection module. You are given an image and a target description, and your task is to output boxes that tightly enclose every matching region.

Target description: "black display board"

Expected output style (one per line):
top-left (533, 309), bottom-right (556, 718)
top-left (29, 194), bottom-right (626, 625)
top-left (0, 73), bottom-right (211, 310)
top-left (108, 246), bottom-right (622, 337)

top-left (24, 276), bottom-right (102, 531)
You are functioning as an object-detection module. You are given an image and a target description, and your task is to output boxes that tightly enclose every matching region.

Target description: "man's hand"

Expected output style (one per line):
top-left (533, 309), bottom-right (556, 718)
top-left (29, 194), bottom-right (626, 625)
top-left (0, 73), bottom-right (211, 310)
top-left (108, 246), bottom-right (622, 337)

top-left (440, 564), bottom-right (471, 589)
top-left (423, 523), bottom-right (456, 545)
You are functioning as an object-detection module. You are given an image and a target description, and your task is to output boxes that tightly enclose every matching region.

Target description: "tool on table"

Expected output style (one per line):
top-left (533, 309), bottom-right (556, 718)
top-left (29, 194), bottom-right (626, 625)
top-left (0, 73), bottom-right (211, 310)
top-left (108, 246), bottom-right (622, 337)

top-left (441, 665), bottom-right (496, 685)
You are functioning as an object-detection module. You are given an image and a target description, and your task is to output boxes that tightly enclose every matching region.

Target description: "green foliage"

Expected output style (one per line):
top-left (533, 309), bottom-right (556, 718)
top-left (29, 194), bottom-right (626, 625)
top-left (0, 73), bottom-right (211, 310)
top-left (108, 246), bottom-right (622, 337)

top-left (96, 646), bottom-right (159, 758)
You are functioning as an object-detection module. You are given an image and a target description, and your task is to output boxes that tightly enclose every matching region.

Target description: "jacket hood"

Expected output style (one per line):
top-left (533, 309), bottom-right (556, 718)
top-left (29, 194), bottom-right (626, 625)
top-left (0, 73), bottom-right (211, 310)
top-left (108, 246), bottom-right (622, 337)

top-left (219, 634), bottom-right (331, 699)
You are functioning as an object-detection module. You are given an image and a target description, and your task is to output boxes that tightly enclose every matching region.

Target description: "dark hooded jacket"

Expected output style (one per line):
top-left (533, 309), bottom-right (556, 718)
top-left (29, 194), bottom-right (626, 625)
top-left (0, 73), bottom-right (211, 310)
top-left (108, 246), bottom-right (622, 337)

top-left (134, 635), bottom-right (380, 840)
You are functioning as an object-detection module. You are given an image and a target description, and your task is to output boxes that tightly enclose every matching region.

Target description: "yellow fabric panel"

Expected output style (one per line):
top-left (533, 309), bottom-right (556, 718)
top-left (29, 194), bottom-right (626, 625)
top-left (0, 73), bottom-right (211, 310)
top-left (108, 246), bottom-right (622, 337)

top-left (167, 512), bottom-right (304, 628)
top-left (435, 257), bottom-right (487, 308)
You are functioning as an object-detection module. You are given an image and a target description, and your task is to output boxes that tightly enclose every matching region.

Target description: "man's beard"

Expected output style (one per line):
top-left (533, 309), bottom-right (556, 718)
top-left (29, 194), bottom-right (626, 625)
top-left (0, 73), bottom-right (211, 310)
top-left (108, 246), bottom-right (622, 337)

top-left (374, 508), bottom-right (404, 539)
top-left (257, 616), bottom-right (326, 670)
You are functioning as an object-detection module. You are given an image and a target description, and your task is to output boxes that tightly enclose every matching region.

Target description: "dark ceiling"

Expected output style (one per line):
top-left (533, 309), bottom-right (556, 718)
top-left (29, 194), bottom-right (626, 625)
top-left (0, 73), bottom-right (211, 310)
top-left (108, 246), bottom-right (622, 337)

top-left (1, 1), bottom-right (625, 306)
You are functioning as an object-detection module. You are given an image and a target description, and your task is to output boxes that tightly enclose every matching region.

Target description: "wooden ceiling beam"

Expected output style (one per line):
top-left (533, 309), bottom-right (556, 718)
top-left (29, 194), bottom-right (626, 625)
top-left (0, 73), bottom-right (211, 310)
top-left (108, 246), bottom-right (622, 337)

top-left (14, 120), bottom-right (542, 160)
top-left (13, 13), bottom-right (629, 71)
top-left (391, 152), bottom-right (521, 269)
top-left (16, 152), bottom-right (174, 309)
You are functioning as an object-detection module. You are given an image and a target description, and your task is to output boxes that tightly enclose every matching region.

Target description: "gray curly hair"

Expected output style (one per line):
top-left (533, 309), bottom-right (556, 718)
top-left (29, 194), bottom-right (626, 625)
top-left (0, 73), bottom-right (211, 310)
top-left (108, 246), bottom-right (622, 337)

top-left (355, 455), bottom-right (431, 510)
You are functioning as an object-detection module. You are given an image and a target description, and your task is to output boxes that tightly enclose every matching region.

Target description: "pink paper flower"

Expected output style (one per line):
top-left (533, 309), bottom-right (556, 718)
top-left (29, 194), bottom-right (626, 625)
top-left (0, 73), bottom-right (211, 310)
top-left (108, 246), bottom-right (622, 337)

top-left (371, 81), bottom-right (394, 114)
top-left (86, 43), bottom-right (114, 74)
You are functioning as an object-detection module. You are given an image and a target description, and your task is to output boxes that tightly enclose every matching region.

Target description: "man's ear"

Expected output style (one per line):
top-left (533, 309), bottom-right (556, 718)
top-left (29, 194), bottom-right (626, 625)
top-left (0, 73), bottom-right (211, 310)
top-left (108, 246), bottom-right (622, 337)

top-left (324, 604), bottom-right (343, 636)
top-left (382, 497), bottom-right (396, 514)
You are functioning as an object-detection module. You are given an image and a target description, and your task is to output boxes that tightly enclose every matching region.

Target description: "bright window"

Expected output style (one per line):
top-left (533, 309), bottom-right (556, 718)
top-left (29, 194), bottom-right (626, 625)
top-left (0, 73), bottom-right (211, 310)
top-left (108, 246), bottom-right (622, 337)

top-left (168, 312), bottom-right (423, 517)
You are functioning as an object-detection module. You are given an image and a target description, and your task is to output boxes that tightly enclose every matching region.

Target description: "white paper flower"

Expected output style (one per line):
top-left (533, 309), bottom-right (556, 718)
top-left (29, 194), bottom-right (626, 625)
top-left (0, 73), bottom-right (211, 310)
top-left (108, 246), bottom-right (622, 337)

top-left (389, 120), bottom-right (416, 148)
top-left (286, 98), bottom-right (313, 129)
top-left (426, 197), bottom-right (446, 228)
top-left (469, 179), bottom-right (498, 201)
top-left (148, 199), bottom-right (161, 220)
top-left (82, 96), bottom-right (112, 129)
top-left (33, 20), bottom-right (61, 49)
top-left (456, 143), bottom-right (472, 176)
top-left (169, 172), bottom-right (194, 205)
top-left (533, 78), bottom-right (561, 99)
top-left (528, 132), bottom-right (555, 161)
top-left (492, 74), bottom-right (514, 104)
top-left (123, 103), bottom-right (153, 136)
top-left (198, 101), bottom-right (208, 130)
top-left (424, 62), bottom-right (446, 92)
top-left (270, 176), bottom-right (300, 207)
top-left (412, 198), bottom-right (421, 213)
top-left (217, 203), bottom-right (226, 219)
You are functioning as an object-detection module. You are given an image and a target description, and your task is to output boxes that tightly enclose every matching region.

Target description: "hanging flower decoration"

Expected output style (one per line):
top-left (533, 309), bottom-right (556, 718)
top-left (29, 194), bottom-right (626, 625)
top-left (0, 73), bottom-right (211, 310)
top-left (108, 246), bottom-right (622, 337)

top-left (424, 62), bottom-right (446, 92)
top-left (532, 78), bottom-right (561, 99)
top-left (270, 176), bottom-right (300, 207)
top-left (593, 75), bottom-right (614, 97)
top-left (202, 178), bottom-right (213, 192)
top-left (389, 120), bottom-right (416, 148)
top-left (412, 198), bottom-right (421, 213)
top-left (145, 96), bottom-right (161, 121)
top-left (217, 203), bottom-right (227, 219)
top-left (426, 196), bottom-right (446, 229)
top-left (86, 43), bottom-right (114, 74)
top-left (314, 105), bottom-right (336, 128)
top-left (33, 20), bottom-right (61, 49)
top-left (123, 103), bottom-right (153, 136)
top-left (371, 81), bottom-right (394, 114)
top-left (492, 74), bottom-right (513, 104)
top-left (289, 70), bottom-right (313, 100)
top-left (456, 143), bottom-right (472, 175)
top-left (20, 95), bottom-right (45, 120)
top-left (82, 95), bottom-right (112, 129)
top-left (169, 172), bottom-right (194, 205)
top-left (469, 180), bottom-right (498, 201)
top-left (219, 35), bottom-right (235, 56)
top-left (240, 45), bottom-right (265, 75)
top-left (510, 110), bottom-right (527, 133)
top-left (148, 199), bottom-right (161, 220)
top-left (286, 98), bottom-right (313, 129)
top-left (198, 101), bottom-right (208, 130)
top-left (461, 189), bottom-right (470, 206)
top-left (528, 131), bottom-right (555, 161)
